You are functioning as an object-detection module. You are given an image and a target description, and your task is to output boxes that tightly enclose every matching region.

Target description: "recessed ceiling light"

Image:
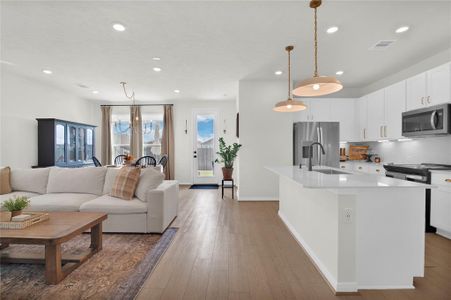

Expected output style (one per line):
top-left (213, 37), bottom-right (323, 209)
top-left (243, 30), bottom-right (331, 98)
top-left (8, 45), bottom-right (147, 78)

top-left (326, 26), bottom-right (339, 34)
top-left (395, 26), bottom-right (409, 33)
top-left (336, 70), bottom-right (344, 76)
top-left (174, 89), bottom-right (180, 93)
top-left (275, 70), bottom-right (283, 75)
top-left (112, 23), bottom-right (126, 32)
top-left (152, 57), bottom-right (161, 61)
top-left (42, 69), bottom-right (52, 74)
top-left (92, 90), bottom-right (99, 94)
top-left (153, 67), bottom-right (162, 72)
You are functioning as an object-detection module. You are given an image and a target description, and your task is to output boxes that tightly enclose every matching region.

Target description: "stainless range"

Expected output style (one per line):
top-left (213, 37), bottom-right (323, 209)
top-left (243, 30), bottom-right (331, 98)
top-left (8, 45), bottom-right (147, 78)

top-left (384, 163), bottom-right (451, 233)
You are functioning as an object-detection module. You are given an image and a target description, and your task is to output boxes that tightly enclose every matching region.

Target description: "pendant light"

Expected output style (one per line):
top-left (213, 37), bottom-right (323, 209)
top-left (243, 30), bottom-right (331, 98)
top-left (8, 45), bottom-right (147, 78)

top-left (273, 46), bottom-right (307, 112)
top-left (292, 0), bottom-right (343, 97)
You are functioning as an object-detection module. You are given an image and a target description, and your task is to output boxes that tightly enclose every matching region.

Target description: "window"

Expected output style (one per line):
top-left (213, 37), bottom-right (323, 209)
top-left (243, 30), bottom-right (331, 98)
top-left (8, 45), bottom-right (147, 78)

top-left (142, 106), bottom-right (164, 162)
top-left (111, 106), bottom-right (131, 162)
top-left (111, 106), bottom-right (164, 162)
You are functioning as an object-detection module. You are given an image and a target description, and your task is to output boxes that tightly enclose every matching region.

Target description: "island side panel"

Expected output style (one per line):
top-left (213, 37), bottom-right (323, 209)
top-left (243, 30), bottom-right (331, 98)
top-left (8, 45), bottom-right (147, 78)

top-left (277, 176), bottom-right (341, 290)
top-left (355, 188), bottom-right (425, 289)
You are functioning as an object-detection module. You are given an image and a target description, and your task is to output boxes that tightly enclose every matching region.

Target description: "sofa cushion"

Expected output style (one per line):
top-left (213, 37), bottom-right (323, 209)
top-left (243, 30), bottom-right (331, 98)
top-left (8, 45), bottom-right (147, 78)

top-left (0, 167), bottom-right (12, 195)
top-left (135, 168), bottom-right (164, 202)
top-left (103, 167), bottom-right (162, 195)
top-left (110, 167), bottom-right (141, 200)
top-left (47, 167), bottom-right (107, 195)
top-left (11, 168), bottom-right (50, 194)
top-left (80, 194), bottom-right (147, 214)
top-left (25, 193), bottom-right (98, 212)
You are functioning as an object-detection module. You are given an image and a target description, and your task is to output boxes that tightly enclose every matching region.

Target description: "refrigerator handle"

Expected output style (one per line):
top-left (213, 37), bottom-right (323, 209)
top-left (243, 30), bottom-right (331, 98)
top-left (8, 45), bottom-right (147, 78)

top-left (319, 126), bottom-right (324, 165)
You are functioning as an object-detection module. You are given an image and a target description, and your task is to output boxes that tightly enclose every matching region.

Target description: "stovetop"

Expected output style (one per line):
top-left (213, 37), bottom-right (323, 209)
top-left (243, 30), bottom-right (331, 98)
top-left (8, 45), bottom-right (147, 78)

top-left (384, 163), bottom-right (451, 175)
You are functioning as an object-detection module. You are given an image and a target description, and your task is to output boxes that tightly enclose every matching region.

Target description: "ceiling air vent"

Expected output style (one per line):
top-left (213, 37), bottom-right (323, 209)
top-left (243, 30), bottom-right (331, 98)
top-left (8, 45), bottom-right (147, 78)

top-left (369, 40), bottom-right (396, 51)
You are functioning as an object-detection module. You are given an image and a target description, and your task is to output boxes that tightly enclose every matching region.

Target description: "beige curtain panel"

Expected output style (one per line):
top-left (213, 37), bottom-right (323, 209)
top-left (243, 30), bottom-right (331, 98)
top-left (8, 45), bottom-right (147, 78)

top-left (130, 105), bottom-right (143, 159)
top-left (100, 106), bottom-right (113, 165)
top-left (162, 105), bottom-right (174, 180)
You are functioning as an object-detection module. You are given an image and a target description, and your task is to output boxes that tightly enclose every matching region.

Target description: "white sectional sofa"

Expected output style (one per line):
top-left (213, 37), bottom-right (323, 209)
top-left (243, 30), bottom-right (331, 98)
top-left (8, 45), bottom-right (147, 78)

top-left (0, 167), bottom-right (179, 233)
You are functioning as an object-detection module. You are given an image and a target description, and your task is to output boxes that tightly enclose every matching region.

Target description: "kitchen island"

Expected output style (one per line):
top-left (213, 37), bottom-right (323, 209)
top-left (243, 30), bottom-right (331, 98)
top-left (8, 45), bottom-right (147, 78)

top-left (267, 165), bottom-right (432, 293)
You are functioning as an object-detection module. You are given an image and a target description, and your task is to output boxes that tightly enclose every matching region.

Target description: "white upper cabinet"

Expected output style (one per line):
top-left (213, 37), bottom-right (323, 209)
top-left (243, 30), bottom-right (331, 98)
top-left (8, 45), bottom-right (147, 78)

top-left (366, 89), bottom-right (385, 141)
top-left (356, 96), bottom-right (368, 141)
top-left (427, 63), bottom-right (451, 106)
top-left (330, 98), bottom-right (357, 142)
top-left (406, 63), bottom-right (451, 111)
top-left (384, 81), bottom-right (406, 139)
top-left (406, 72), bottom-right (427, 110)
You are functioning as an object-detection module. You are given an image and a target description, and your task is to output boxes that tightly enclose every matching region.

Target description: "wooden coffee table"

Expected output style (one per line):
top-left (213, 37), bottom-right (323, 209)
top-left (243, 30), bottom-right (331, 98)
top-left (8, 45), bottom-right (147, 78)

top-left (0, 212), bottom-right (107, 284)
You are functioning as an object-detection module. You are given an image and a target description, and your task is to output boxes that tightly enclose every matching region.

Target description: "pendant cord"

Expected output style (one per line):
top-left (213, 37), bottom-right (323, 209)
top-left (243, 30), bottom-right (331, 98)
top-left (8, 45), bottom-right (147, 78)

top-left (288, 48), bottom-right (291, 99)
top-left (120, 82), bottom-right (136, 105)
top-left (313, 8), bottom-right (318, 77)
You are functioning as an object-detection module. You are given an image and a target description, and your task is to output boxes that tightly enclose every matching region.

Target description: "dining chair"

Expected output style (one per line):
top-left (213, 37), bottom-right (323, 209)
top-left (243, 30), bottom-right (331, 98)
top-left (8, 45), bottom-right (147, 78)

top-left (135, 156), bottom-right (157, 168)
top-left (92, 156), bottom-right (102, 167)
top-left (114, 154), bottom-right (127, 166)
top-left (158, 155), bottom-right (168, 168)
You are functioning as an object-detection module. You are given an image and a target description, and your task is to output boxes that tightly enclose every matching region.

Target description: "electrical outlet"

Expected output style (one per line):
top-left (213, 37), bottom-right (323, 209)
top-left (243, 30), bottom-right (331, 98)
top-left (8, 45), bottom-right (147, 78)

top-left (344, 208), bottom-right (353, 224)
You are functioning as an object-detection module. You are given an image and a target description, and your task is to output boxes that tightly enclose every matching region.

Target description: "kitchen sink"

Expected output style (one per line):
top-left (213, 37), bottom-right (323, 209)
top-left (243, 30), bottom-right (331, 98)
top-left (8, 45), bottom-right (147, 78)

top-left (313, 169), bottom-right (350, 175)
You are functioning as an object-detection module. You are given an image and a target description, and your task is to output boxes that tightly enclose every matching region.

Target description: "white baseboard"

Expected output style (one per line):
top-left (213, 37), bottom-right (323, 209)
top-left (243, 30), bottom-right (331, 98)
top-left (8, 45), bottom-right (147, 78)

top-left (238, 196), bottom-right (278, 201)
top-left (278, 210), bottom-right (358, 293)
top-left (358, 285), bottom-right (414, 290)
top-left (436, 229), bottom-right (451, 240)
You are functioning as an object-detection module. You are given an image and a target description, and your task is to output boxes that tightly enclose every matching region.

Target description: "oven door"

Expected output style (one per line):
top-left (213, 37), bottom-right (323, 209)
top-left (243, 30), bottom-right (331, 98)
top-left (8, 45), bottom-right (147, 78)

top-left (402, 104), bottom-right (450, 137)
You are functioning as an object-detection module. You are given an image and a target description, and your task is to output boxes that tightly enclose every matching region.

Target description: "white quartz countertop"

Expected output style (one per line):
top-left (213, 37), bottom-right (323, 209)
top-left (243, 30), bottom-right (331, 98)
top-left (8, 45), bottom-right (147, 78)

top-left (266, 165), bottom-right (432, 189)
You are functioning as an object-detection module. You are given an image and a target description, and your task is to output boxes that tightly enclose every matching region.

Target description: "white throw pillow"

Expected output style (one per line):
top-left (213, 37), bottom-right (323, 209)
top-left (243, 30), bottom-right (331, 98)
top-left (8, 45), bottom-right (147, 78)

top-left (47, 167), bottom-right (107, 195)
top-left (10, 168), bottom-right (50, 194)
top-left (135, 168), bottom-right (164, 202)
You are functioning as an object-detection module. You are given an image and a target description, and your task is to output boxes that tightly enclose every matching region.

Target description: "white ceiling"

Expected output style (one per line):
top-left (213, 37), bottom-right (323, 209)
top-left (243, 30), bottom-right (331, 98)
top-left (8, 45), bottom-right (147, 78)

top-left (1, 1), bottom-right (450, 102)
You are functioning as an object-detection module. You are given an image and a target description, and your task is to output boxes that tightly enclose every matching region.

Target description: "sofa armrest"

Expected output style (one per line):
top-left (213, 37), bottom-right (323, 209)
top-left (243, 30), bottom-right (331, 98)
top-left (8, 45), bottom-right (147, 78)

top-left (146, 180), bottom-right (179, 233)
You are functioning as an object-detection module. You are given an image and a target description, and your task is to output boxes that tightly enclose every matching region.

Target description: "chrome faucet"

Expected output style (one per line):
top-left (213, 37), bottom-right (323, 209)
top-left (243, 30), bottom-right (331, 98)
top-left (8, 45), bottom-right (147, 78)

top-left (308, 142), bottom-right (326, 171)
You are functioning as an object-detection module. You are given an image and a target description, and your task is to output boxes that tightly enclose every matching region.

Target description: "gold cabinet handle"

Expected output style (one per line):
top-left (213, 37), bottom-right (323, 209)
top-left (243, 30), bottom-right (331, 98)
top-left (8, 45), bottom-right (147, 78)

top-left (421, 97), bottom-right (424, 105)
top-left (427, 96), bottom-right (431, 104)
top-left (445, 179), bottom-right (451, 183)
top-left (376, 169), bottom-right (380, 172)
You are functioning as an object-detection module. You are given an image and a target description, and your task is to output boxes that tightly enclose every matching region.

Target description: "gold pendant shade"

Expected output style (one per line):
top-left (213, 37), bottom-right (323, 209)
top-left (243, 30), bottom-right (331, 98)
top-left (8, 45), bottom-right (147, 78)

top-left (293, 0), bottom-right (343, 97)
top-left (273, 46), bottom-right (307, 112)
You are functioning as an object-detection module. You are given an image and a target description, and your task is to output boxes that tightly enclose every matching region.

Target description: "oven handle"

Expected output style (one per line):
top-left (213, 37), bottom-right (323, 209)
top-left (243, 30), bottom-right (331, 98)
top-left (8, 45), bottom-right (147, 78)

top-left (430, 110), bottom-right (438, 130)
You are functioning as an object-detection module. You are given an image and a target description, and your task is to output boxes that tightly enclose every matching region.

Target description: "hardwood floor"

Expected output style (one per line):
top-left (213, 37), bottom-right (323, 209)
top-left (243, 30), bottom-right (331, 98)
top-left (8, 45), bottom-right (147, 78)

top-left (137, 186), bottom-right (451, 300)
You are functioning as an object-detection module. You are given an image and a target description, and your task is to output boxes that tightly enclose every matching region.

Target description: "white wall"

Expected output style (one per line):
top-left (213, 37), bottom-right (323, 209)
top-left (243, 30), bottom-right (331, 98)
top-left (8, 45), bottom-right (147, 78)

top-left (173, 99), bottom-right (237, 184)
top-left (0, 70), bottom-right (100, 168)
top-left (238, 80), bottom-right (293, 200)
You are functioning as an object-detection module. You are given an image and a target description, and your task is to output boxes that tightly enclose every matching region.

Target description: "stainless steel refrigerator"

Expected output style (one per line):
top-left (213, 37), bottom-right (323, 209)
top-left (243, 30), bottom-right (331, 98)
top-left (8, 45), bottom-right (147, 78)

top-left (293, 122), bottom-right (340, 168)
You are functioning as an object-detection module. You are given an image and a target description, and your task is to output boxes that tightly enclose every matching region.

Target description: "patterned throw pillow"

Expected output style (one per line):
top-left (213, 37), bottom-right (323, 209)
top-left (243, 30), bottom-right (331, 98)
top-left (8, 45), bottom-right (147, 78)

top-left (110, 167), bottom-right (141, 200)
top-left (0, 167), bottom-right (12, 195)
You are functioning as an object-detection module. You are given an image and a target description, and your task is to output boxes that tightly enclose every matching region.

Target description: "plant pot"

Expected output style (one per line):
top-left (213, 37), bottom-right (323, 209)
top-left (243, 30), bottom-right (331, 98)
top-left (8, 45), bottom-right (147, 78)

top-left (222, 167), bottom-right (234, 180)
top-left (11, 210), bottom-right (22, 218)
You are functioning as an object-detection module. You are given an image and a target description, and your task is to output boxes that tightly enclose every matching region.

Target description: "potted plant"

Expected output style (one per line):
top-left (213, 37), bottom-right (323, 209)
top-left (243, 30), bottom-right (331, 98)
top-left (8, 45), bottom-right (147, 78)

top-left (2, 196), bottom-right (30, 218)
top-left (215, 137), bottom-right (242, 180)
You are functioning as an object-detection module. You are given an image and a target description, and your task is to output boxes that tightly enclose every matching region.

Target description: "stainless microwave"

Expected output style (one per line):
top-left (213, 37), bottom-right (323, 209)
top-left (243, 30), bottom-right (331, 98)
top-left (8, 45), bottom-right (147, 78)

top-left (402, 104), bottom-right (451, 137)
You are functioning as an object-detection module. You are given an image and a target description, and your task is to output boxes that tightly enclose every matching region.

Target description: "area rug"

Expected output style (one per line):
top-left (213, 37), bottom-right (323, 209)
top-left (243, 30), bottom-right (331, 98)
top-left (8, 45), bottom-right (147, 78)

top-left (0, 228), bottom-right (178, 300)
top-left (189, 184), bottom-right (219, 189)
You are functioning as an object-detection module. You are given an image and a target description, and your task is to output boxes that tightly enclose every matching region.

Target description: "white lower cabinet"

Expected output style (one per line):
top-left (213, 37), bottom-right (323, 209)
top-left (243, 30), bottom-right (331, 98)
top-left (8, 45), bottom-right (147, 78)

top-left (431, 172), bottom-right (451, 239)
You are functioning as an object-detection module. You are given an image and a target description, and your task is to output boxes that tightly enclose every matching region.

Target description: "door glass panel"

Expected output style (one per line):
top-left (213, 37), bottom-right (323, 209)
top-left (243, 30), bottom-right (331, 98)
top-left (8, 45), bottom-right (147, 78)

top-left (86, 128), bottom-right (93, 162)
top-left (77, 128), bottom-right (86, 162)
top-left (55, 124), bottom-right (65, 164)
top-left (196, 114), bottom-right (215, 177)
top-left (68, 126), bottom-right (77, 162)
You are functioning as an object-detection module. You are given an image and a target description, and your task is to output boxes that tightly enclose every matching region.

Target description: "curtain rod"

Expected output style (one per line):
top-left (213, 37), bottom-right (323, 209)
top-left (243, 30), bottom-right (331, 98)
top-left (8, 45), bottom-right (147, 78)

top-left (100, 104), bottom-right (173, 107)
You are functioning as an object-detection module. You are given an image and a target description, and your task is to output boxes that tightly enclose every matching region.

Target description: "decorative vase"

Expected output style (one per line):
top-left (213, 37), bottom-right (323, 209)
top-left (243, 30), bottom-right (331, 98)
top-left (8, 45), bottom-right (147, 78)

top-left (222, 167), bottom-right (234, 180)
top-left (11, 210), bottom-right (22, 218)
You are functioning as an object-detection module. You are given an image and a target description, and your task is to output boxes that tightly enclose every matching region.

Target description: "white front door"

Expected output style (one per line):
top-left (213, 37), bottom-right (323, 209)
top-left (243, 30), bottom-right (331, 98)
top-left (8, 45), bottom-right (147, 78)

top-left (193, 110), bottom-right (218, 184)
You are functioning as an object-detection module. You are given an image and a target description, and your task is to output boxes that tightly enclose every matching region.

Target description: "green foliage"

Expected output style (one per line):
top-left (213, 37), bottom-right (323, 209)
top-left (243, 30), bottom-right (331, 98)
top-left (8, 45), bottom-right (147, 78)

top-left (215, 137), bottom-right (242, 169)
top-left (2, 196), bottom-right (30, 212)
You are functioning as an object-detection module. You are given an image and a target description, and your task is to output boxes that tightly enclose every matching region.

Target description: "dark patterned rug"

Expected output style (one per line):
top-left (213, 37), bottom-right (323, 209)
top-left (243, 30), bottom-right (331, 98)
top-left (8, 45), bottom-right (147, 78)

top-left (0, 228), bottom-right (178, 300)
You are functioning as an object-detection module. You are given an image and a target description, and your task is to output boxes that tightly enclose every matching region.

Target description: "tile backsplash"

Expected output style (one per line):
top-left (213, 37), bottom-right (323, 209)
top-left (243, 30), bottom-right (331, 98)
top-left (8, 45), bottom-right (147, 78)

top-left (343, 136), bottom-right (451, 165)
